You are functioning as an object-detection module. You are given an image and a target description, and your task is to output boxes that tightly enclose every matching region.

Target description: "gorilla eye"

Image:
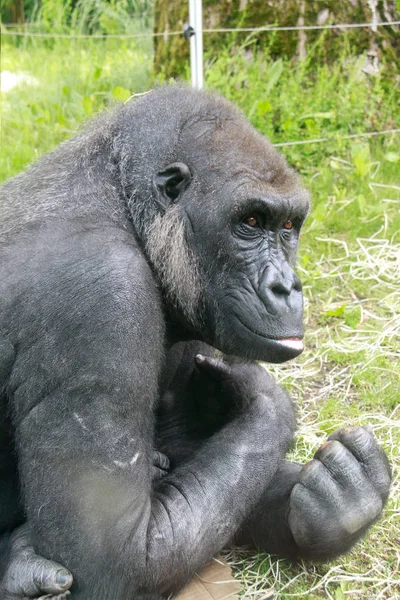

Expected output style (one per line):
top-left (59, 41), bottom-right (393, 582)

top-left (246, 216), bottom-right (259, 228)
top-left (283, 219), bottom-right (293, 230)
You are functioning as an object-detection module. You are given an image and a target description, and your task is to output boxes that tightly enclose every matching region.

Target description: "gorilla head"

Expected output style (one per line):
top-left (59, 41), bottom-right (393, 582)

top-left (116, 87), bottom-right (309, 363)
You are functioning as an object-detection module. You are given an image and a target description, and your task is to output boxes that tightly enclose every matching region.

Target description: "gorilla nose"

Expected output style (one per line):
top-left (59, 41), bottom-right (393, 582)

top-left (265, 264), bottom-right (302, 297)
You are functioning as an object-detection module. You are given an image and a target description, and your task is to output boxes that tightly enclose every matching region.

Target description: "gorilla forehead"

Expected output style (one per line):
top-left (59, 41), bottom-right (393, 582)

top-left (178, 112), bottom-right (309, 220)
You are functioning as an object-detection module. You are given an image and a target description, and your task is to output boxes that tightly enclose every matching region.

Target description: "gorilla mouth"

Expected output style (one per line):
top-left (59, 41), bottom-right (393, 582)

top-left (233, 314), bottom-right (304, 353)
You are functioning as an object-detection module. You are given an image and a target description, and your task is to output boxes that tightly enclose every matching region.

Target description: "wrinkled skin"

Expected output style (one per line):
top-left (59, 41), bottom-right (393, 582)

top-left (0, 86), bottom-right (391, 599)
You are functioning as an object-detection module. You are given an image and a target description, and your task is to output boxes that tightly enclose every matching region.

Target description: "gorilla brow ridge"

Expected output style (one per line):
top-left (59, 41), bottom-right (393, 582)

top-left (146, 205), bottom-right (203, 328)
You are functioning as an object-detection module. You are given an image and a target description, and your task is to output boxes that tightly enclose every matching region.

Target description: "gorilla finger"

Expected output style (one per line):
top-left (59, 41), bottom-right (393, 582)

top-left (31, 561), bottom-right (73, 596)
top-left (153, 451), bottom-right (170, 472)
top-left (289, 484), bottom-right (336, 547)
top-left (195, 355), bottom-right (231, 379)
top-left (302, 450), bottom-right (382, 526)
top-left (328, 427), bottom-right (391, 500)
top-left (314, 440), bottom-right (384, 512)
top-left (153, 467), bottom-right (167, 480)
top-left (315, 440), bottom-right (367, 483)
top-left (298, 459), bottom-right (343, 504)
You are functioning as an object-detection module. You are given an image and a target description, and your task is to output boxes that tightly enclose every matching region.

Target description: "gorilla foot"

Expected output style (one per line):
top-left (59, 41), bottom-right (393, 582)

top-left (0, 525), bottom-right (73, 600)
top-left (289, 426), bottom-right (391, 560)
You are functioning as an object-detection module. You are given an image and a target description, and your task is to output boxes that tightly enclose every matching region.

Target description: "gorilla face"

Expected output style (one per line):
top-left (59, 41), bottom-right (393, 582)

top-left (152, 110), bottom-right (309, 364)
top-left (189, 184), bottom-right (309, 363)
top-left (199, 194), bottom-right (307, 363)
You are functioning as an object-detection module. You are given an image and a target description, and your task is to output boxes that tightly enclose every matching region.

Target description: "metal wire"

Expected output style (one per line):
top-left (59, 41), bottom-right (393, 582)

top-left (1, 20), bottom-right (399, 39)
top-left (0, 29), bottom-right (181, 39)
top-left (273, 129), bottom-right (400, 148)
top-left (203, 20), bottom-right (400, 34)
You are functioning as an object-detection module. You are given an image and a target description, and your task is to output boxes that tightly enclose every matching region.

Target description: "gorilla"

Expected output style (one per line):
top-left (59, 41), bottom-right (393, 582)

top-left (0, 86), bottom-right (391, 599)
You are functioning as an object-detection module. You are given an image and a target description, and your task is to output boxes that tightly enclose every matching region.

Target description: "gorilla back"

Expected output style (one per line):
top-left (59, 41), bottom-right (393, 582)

top-left (0, 86), bottom-right (310, 598)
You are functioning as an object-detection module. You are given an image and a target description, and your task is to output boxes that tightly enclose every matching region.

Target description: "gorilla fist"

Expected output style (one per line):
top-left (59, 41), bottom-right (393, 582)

top-left (289, 426), bottom-right (391, 559)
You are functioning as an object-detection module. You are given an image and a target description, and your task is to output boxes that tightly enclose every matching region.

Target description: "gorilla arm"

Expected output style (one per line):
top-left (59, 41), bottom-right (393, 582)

top-left (156, 342), bottom-right (392, 562)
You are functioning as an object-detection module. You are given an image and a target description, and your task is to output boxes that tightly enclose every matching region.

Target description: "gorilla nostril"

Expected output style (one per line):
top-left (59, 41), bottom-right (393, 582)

top-left (293, 277), bottom-right (302, 292)
top-left (270, 281), bottom-right (293, 296)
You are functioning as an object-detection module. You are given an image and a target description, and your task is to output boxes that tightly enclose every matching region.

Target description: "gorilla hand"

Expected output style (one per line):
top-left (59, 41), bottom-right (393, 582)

top-left (157, 343), bottom-right (296, 469)
top-left (289, 427), bottom-right (391, 559)
top-left (194, 354), bottom-right (292, 416)
top-left (0, 525), bottom-right (72, 600)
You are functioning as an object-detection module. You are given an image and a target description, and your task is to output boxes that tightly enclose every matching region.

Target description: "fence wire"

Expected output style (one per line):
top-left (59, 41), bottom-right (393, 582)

top-left (273, 129), bottom-right (400, 148)
top-left (2, 20), bottom-right (399, 39)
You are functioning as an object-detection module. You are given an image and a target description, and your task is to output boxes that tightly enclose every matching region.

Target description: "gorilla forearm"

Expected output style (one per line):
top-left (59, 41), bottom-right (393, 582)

top-left (149, 391), bottom-right (295, 594)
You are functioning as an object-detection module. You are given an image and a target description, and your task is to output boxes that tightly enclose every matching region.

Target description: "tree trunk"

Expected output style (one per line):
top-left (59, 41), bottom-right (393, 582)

top-left (3, 0), bottom-right (25, 23)
top-left (153, 0), bottom-right (399, 79)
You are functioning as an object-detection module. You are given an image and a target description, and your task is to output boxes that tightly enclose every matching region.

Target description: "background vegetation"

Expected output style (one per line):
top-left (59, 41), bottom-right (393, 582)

top-left (1, 1), bottom-right (399, 598)
top-left (153, 0), bottom-right (399, 79)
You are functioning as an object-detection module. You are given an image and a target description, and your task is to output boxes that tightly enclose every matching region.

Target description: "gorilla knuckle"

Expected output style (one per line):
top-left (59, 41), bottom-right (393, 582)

top-left (342, 426), bottom-right (372, 448)
top-left (330, 426), bottom-right (374, 456)
top-left (300, 458), bottom-right (325, 484)
top-left (315, 439), bottom-right (347, 464)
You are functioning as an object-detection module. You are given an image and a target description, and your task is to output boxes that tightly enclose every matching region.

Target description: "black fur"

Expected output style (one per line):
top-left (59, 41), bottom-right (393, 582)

top-left (0, 86), bottom-right (391, 599)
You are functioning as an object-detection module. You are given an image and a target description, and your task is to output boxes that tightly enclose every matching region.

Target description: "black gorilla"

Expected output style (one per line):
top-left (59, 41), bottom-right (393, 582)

top-left (0, 86), bottom-right (391, 599)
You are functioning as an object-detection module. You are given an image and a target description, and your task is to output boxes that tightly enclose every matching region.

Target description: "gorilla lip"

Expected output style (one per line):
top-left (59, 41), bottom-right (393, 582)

top-left (276, 338), bottom-right (304, 351)
top-left (233, 314), bottom-right (304, 355)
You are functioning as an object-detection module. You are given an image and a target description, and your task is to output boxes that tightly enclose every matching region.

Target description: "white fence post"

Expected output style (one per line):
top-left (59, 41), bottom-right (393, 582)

top-left (187, 0), bottom-right (203, 88)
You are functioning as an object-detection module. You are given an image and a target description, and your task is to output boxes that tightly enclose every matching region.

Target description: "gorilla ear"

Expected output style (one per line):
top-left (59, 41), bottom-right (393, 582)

top-left (154, 162), bottom-right (192, 208)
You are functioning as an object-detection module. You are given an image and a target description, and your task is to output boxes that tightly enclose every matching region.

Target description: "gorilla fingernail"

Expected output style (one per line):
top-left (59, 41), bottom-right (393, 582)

top-left (56, 570), bottom-right (72, 586)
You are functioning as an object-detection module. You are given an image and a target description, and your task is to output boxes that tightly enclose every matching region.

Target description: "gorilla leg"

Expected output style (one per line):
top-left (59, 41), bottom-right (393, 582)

top-left (0, 525), bottom-right (73, 600)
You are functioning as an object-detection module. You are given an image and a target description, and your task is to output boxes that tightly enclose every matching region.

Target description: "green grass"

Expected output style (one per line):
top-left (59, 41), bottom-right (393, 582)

top-left (1, 31), bottom-right (399, 600)
top-left (0, 35), bottom-right (153, 179)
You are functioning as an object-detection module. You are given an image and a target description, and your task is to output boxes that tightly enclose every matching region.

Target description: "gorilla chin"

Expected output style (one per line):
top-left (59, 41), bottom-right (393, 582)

top-left (216, 314), bottom-right (305, 363)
